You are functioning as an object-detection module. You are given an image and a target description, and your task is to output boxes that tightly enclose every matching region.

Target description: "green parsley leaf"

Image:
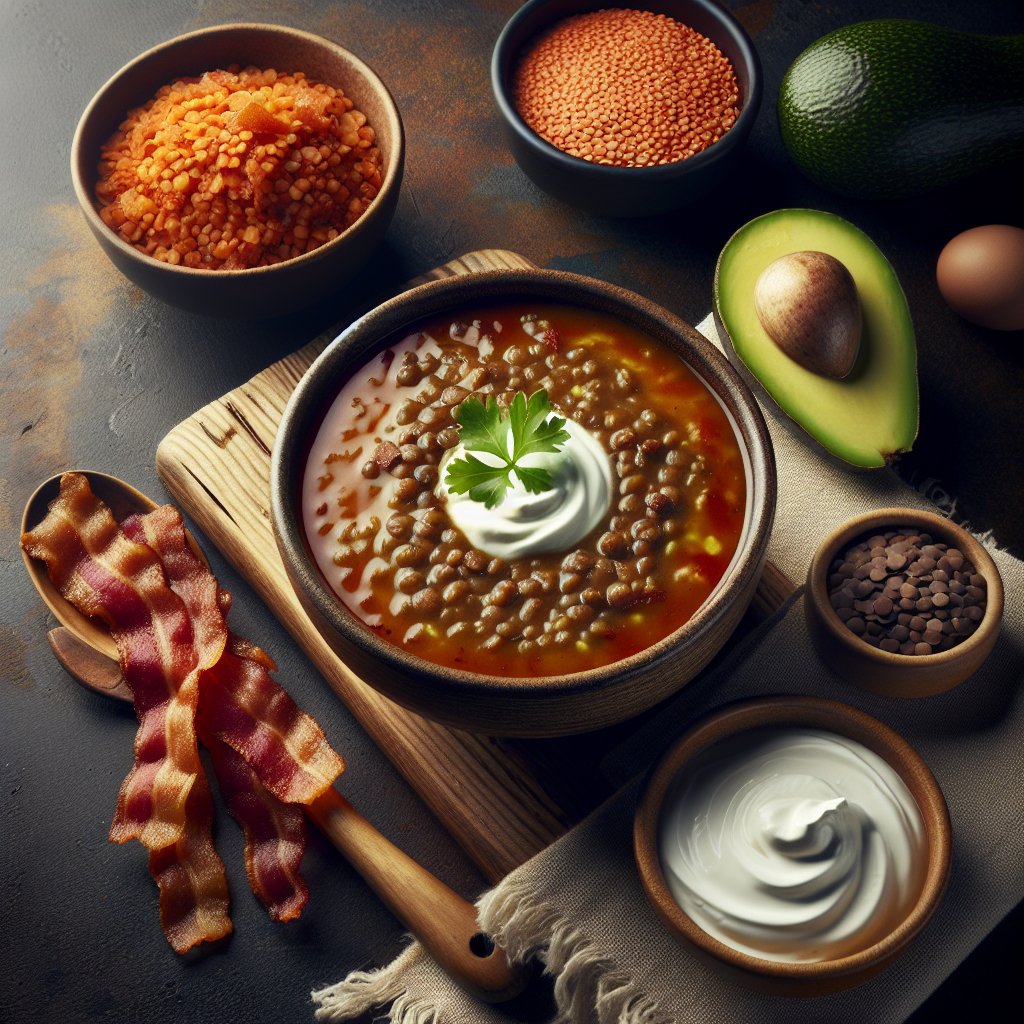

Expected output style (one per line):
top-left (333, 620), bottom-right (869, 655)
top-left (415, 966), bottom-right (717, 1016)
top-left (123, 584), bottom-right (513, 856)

top-left (442, 452), bottom-right (511, 509)
top-left (444, 390), bottom-right (570, 508)
top-left (449, 392), bottom-right (510, 461)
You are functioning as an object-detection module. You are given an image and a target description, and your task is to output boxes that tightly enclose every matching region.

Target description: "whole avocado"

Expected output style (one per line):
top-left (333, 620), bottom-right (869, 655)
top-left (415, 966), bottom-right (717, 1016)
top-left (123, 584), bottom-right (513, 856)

top-left (778, 19), bottom-right (1024, 199)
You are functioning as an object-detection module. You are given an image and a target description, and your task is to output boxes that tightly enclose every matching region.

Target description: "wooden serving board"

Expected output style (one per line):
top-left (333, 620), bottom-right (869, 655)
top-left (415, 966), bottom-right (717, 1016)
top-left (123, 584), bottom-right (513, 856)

top-left (156, 249), bottom-right (794, 883)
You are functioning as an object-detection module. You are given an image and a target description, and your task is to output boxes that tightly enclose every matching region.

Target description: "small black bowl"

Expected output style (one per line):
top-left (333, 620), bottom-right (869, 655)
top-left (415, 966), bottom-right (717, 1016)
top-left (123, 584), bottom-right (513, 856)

top-left (491, 0), bottom-right (762, 217)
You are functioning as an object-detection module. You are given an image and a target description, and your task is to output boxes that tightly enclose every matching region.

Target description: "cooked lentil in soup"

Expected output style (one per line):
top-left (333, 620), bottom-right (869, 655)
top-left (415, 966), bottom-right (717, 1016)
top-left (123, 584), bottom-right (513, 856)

top-left (302, 302), bottom-right (746, 676)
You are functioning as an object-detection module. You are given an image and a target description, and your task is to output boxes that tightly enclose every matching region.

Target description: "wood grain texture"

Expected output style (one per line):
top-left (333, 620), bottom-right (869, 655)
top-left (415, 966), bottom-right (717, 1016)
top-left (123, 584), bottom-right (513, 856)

top-left (156, 249), bottom-right (569, 882)
top-left (156, 248), bottom-right (795, 882)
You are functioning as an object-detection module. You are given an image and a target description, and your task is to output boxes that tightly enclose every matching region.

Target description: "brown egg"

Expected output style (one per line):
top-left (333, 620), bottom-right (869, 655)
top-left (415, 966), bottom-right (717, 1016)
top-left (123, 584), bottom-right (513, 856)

top-left (936, 224), bottom-right (1024, 331)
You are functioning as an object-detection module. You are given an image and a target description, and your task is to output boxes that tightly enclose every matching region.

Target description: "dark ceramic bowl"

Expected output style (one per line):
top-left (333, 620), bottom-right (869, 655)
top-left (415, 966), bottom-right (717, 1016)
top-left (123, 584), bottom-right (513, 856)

top-left (71, 23), bottom-right (404, 317)
top-left (635, 696), bottom-right (952, 995)
top-left (491, 0), bottom-right (762, 216)
top-left (806, 508), bottom-right (1004, 698)
top-left (271, 268), bottom-right (776, 736)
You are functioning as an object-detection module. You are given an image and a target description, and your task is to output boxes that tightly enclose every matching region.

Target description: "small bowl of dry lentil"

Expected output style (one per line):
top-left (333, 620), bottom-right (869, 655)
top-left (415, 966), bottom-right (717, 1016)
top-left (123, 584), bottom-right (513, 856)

top-left (491, 0), bottom-right (762, 216)
top-left (806, 508), bottom-right (1004, 698)
top-left (71, 23), bottom-right (404, 316)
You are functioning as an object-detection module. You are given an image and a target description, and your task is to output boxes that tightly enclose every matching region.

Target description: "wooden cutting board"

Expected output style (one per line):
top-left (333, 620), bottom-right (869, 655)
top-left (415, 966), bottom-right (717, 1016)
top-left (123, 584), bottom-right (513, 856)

top-left (156, 249), bottom-right (794, 883)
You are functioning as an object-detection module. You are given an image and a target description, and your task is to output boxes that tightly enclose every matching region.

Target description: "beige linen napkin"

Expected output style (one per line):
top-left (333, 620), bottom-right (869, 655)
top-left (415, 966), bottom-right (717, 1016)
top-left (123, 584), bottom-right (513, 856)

top-left (312, 316), bottom-right (1024, 1023)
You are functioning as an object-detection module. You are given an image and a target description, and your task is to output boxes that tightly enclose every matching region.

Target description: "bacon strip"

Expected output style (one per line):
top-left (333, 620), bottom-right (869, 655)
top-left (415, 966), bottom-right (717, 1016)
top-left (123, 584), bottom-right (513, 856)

top-left (147, 770), bottom-right (233, 953)
top-left (205, 737), bottom-right (309, 921)
top-left (122, 506), bottom-right (342, 919)
top-left (21, 473), bottom-right (213, 851)
top-left (23, 473), bottom-right (343, 945)
top-left (201, 643), bottom-right (345, 804)
top-left (123, 508), bottom-right (345, 805)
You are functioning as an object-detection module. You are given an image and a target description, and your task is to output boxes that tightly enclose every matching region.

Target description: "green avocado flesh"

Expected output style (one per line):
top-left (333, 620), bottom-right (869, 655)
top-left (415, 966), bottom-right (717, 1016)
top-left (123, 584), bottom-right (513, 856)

top-left (779, 20), bottom-right (1024, 199)
top-left (714, 209), bottom-right (918, 470)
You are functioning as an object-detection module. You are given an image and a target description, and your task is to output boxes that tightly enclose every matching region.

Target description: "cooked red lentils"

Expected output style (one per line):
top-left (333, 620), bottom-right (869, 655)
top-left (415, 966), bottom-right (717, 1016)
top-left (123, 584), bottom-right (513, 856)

top-left (512, 8), bottom-right (740, 167)
top-left (94, 66), bottom-right (383, 270)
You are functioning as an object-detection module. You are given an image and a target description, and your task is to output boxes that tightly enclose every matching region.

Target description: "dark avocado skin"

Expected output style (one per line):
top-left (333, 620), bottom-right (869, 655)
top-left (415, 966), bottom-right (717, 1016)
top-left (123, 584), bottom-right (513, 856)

top-left (779, 19), bottom-right (1024, 199)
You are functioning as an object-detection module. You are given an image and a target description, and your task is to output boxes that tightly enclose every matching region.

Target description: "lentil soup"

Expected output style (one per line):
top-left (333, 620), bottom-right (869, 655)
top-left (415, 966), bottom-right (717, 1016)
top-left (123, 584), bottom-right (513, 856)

top-left (301, 302), bottom-right (746, 677)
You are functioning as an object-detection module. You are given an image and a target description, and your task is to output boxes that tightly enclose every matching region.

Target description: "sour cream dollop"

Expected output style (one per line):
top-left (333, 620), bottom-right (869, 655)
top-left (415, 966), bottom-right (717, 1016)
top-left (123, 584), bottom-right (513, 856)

top-left (437, 417), bottom-right (612, 560)
top-left (659, 727), bottom-right (927, 964)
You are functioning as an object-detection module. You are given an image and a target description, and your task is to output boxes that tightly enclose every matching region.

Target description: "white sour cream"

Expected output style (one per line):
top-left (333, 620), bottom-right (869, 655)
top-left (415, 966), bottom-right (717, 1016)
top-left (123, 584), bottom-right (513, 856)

top-left (658, 727), bottom-right (926, 964)
top-left (437, 417), bottom-right (612, 560)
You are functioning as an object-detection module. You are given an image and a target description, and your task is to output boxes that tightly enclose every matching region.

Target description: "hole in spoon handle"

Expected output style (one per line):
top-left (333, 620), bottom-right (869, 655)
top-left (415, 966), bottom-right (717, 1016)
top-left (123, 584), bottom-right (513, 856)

top-left (309, 789), bottom-right (528, 1002)
top-left (469, 931), bottom-right (496, 958)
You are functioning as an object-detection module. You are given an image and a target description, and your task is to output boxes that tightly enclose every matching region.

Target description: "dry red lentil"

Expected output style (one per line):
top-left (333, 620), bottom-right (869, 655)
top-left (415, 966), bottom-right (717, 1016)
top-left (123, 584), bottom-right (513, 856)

top-left (512, 7), bottom-right (740, 167)
top-left (94, 66), bottom-right (383, 270)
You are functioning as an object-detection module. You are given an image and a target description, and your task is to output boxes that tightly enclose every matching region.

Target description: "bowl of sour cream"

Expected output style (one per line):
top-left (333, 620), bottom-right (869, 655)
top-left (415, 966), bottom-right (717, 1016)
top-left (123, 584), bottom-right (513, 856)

top-left (633, 696), bottom-right (951, 994)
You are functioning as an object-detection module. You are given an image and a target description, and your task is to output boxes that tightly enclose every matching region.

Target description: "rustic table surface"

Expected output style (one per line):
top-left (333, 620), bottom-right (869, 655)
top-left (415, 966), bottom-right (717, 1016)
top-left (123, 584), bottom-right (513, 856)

top-left (2, 2), bottom-right (1021, 1022)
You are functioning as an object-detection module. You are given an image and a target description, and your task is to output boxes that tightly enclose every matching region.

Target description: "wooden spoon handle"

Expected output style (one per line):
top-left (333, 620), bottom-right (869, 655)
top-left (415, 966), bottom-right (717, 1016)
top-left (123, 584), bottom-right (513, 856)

top-left (308, 788), bottom-right (527, 1002)
top-left (45, 626), bottom-right (526, 1002)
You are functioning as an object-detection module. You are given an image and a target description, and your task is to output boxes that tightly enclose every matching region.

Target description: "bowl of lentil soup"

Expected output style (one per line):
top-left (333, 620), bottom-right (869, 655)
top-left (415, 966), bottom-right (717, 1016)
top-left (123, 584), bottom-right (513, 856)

top-left (491, 0), bottom-right (762, 216)
top-left (71, 23), bottom-right (404, 316)
top-left (271, 269), bottom-right (776, 736)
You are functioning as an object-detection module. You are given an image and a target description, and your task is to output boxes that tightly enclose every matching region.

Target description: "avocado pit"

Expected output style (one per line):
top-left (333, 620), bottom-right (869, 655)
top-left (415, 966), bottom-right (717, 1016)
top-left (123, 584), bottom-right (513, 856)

top-left (754, 250), bottom-right (862, 379)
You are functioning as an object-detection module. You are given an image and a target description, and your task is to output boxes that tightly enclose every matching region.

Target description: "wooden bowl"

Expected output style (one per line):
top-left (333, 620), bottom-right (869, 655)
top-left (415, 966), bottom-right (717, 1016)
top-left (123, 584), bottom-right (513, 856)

top-left (806, 508), bottom-right (1004, 697)
top-left (71, 23), bottom-right (404, 317)
top-left (634, 696), bottom-right (952, 995)
top-left (490, 0), bottom-right (762, 216)
top-left (270, 268), bottom-right (776, 736)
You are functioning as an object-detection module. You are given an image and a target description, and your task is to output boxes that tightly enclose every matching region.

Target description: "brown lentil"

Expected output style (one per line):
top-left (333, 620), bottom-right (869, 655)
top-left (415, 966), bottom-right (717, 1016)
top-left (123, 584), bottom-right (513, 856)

top-left (94, 66), bottom-right (383, 270)
top-left (302, 302), bottom-right (746, 677)
top-left (512, 8), bottom-right (740, 168)
top-left (827, 528), bottom-right (986, 655)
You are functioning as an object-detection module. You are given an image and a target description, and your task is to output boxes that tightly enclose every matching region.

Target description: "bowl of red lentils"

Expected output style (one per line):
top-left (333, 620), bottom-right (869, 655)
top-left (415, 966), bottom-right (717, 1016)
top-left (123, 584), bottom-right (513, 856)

top-left (806, 508), bottom-right (1004, 698)
top-left (71, 23), bottom-right (404, 316)
top-left (491, 0), bottom-right (762, 216)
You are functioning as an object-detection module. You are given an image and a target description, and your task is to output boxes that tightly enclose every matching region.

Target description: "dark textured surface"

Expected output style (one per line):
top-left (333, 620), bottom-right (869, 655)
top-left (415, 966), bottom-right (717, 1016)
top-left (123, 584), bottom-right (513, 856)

top-left (1, 2), bottom-right (1021, 1022)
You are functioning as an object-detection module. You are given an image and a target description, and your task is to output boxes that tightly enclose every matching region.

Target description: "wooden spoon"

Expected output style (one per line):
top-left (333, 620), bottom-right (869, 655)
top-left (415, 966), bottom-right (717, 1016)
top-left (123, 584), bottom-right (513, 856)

top-left (21, 471), bottom-right (527, 1004)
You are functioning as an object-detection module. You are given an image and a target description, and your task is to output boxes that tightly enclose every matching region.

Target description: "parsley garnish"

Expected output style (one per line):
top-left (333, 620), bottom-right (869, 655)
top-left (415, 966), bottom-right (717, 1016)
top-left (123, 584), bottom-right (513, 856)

top-left (444, 390), bottom-right (570, 508)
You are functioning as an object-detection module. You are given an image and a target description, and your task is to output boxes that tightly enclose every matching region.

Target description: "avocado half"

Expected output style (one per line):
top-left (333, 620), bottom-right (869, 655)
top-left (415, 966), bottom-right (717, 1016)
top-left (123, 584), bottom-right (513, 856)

top-left (713, 209), bottom-right (918, 470)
